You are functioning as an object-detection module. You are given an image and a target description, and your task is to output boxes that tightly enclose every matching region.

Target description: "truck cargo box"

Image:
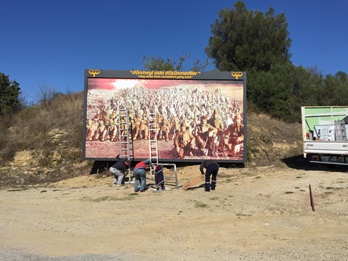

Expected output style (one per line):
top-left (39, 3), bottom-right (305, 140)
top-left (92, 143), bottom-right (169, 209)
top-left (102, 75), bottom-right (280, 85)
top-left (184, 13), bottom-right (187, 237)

top-left (301, 106), bottom-right (348, 165)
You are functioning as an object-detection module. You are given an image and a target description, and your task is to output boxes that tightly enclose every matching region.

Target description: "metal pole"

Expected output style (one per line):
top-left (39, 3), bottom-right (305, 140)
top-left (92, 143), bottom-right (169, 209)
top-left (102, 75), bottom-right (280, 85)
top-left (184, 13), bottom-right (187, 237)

top-left (309, 184), bottom-right (315, 211)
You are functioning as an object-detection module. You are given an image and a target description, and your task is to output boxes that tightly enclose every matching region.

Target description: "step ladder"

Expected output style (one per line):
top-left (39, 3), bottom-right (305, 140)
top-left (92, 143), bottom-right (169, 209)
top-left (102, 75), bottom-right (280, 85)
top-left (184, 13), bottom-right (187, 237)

top-left (148, 109), bottom-right (158, 177)
top-left (117, 106), bottom-right (134, 183)
top-left (147, 110), bottom-right (179, 189)
top-left (334, 120), bottom-right (347, 141)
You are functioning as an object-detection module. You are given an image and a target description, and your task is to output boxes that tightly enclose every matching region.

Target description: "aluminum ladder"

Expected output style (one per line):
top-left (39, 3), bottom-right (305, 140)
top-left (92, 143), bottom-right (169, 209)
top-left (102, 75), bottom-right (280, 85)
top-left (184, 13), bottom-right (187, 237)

top-left (117, 107), bottom-right (134, 183)
top-left (147, 110), bottom-right (179, 189)
top-left (148, 109), bottom-right (158, 177)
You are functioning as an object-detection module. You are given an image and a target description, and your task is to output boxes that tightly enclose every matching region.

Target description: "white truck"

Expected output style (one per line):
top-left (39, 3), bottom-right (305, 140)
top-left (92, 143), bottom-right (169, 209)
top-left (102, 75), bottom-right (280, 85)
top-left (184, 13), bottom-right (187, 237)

top-left (301, 106), bottom-right (348, 165)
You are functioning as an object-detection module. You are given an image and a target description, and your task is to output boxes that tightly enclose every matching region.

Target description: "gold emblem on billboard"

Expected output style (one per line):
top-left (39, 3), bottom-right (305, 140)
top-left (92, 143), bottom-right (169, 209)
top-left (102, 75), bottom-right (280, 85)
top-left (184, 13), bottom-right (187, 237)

top-left (88, 70), bottom-right (100, 77)
top-left (231, 72), bottom-right (243, 79)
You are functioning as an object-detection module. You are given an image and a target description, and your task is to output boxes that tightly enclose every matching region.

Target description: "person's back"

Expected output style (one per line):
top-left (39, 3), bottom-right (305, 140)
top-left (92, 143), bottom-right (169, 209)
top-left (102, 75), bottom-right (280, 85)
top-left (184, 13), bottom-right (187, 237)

top-left (109, 157), bottom-right (129, 186)
top-left (133, 159), bottom-right (151, 192)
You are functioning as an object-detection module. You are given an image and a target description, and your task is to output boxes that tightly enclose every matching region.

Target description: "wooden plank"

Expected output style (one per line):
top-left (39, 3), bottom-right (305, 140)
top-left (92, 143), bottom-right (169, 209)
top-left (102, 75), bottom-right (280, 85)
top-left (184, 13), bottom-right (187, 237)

top-left (182, 174), bottom-right (204, 190)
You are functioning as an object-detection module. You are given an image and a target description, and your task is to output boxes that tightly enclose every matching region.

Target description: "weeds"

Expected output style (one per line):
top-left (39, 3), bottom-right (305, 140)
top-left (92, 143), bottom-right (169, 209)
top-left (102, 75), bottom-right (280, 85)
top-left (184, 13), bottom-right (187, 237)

top-left (83, 195), bottom-right (136, 202)
top-left (194, 201), bottom-right (208, 208)
top-left (236, 213), bottom-right (251, 217)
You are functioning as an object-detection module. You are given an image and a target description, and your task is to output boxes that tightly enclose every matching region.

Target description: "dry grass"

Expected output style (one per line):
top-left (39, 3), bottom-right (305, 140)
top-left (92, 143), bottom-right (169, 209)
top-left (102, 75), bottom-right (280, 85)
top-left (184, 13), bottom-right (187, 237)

top-left (0, 92), bottom-right (87, 188)
top-left (0, 92), bottom-right (304, 188)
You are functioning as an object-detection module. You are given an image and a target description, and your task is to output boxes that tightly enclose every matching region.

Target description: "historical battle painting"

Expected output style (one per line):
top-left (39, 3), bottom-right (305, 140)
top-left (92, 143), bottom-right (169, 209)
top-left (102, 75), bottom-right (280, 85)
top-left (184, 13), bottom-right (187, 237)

top-left (83, 70), bottom-right (246, 163)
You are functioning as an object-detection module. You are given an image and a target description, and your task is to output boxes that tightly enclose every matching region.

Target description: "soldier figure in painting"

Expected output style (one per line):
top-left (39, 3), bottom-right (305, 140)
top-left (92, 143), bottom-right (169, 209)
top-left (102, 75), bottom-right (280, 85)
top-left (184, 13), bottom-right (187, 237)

top-left (174, 123), bottom-right (195, 158)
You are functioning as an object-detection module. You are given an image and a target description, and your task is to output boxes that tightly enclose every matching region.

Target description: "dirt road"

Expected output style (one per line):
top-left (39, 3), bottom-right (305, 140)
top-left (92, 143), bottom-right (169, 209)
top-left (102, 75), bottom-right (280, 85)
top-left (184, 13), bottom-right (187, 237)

top-left (1, 165), bottom-right (347, 260)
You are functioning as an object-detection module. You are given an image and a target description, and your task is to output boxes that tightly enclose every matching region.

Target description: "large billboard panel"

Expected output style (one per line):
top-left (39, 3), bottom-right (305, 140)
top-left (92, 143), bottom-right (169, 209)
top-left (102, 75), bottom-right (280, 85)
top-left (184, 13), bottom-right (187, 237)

top-left (83, 70), bottom-right (247, 163)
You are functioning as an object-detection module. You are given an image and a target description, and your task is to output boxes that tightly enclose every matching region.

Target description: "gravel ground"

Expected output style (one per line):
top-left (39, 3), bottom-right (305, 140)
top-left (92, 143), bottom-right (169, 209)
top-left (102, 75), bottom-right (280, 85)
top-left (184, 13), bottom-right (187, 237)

top-left (1, 165), bottom-right (347, 261)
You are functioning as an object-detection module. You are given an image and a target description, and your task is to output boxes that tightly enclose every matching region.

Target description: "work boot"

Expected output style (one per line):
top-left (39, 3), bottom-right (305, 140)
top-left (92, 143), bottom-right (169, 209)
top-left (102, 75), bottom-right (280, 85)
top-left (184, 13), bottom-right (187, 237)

top-left (211, 181), bottom-right (216, 190)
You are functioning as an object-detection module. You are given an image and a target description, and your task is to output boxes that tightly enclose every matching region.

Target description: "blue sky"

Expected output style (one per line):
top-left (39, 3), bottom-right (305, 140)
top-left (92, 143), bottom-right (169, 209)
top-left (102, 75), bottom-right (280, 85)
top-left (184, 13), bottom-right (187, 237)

top-left (1, 0), bottom-right (347, 104)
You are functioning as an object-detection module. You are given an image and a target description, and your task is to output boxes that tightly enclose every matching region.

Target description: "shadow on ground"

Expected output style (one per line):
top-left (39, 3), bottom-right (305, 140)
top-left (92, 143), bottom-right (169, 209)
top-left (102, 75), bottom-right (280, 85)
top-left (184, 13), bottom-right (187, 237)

top-left (282, 155), bottom-right (348, 172)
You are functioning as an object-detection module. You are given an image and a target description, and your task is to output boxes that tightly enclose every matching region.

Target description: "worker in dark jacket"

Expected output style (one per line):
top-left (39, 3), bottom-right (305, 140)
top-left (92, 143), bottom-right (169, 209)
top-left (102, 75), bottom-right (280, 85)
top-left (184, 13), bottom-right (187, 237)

top-left (200, 160), bottom-right (219, 192)
top-left (109, 157), bottom-right (130, 186)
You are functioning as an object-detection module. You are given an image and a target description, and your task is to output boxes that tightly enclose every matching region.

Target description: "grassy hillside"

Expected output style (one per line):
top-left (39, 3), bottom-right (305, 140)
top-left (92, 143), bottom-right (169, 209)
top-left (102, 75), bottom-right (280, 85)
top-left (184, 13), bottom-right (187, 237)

top-left (0, 92), bottom-right (303, 188)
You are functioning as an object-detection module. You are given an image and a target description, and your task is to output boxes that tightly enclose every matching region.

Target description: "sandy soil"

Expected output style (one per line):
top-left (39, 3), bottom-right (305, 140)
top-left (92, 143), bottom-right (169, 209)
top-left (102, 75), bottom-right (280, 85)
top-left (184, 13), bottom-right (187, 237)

top-left (1, 164), bottom-right (348, 260)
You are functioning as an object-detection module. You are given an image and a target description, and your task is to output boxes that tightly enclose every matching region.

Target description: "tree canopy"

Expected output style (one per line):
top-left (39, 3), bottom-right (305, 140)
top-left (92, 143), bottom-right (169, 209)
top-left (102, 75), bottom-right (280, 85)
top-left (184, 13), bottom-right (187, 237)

top-left (142, 54), bottom-right (210, 72)
top-left (205, 1), bottom-right (291, 72)
top-left (203, 1), bottom-right (348, 122)
top-left (142, 55), bottom-right (187, 71)
top-left (0, 73), bottom-right (22, 115)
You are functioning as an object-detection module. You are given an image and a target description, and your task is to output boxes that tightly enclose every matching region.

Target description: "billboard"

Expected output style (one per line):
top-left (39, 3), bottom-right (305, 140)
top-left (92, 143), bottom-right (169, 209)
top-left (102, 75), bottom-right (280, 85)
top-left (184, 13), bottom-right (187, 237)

top-left (83, 69), bottom-right (247, 163)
